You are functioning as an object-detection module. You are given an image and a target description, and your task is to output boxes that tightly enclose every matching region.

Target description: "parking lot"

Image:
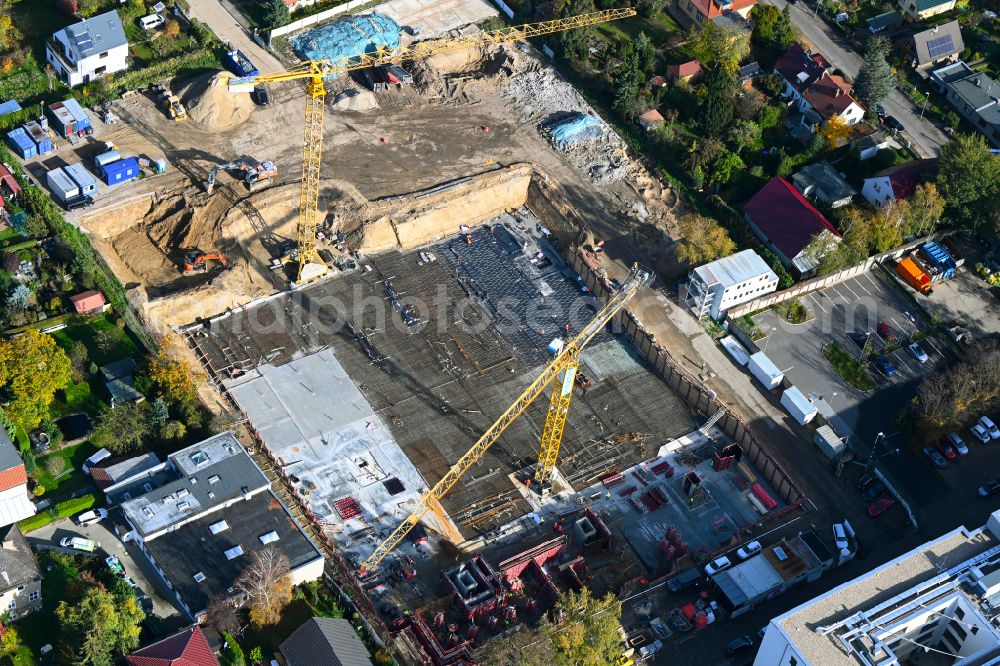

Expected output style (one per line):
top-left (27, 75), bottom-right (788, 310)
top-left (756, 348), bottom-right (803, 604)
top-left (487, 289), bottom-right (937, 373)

top-left (750, 270), bottom-right (951, 514)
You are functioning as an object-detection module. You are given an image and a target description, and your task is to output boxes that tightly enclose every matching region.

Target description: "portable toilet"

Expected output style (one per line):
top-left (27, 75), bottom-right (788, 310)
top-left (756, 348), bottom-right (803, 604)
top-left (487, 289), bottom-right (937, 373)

top-left (63, 162), bottom-right (97, 197)
top-left (48, 102), bottom-right (77, 138)
top-left (6, 127), bottom-right (36, 159)
top-left (46, 167), bottom-right (80, 205)
top-left (62, 98), bottom-right (91, 134)
top-left (100, 157), bottom-right (140, 186)
top-left (23, 121), bottom-right (52, 154)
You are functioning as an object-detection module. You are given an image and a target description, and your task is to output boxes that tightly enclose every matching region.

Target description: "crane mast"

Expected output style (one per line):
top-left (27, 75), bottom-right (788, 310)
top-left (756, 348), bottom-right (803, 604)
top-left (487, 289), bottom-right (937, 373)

top-left (228, 8), bottom-right (636, 284)
top-left (359, 265), bottom-right (652, 573)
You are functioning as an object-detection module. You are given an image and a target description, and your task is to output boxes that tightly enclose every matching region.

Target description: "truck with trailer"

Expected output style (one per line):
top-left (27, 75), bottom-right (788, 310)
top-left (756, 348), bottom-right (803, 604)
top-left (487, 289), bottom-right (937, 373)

top-left (896, 256), bottom-right (932, 294)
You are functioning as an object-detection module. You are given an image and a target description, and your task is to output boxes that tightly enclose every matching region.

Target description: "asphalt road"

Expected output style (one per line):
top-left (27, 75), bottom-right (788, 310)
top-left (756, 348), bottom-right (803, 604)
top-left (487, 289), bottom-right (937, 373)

top-left (764, 0), bottom-right (950, 157)
top-left (185, 0), bottom-right (285, 75)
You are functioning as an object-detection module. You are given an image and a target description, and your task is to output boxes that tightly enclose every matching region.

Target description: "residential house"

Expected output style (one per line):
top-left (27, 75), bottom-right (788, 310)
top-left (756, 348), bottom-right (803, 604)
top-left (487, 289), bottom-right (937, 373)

top-left (739, 61), bottom-right (763, 89)
top-left (673, 0), bottom-right (757, 28)
top-left (791, 161), bottom-right (856, 208)
top-left (114, 432), bottom-right (325, 621)
top-left (898, 0), bottom-right (956, 20)
top-left (0, 525), bottom-right (42, 621)
top-left (636, 109), bottom-right (665, 132)
top-left (127, 625), bottom-right (219, 666)
top-left (866, 10), bottom-right (903, 34)
top-left (99, 357), bottom-right (144, 406)
top-left (685, 249), bottom-right (779, 320)
top-left (911, 21), bottom-right (964, 76)
top-left (666, 59), bottom-right (702, 84)
top-left (930, 61), bottom-right (1000, 147)
top-left (861, 159), bottom-right (938, 207)
top-left (850, 130), bottom-right (890, 160)
top-left (68, 289), bottom-right (106, 314)
top-left (90, 452), bottom-right (161, 491)
top-left (0, 428), bottom-right (35, 528)
top-left (46, 10), bottom-right (129, 88)
top-left (774, 43), bottom-right (865, 131)
top-left (280, 617), bottom-right (374, 666)
top-left (0, 164), bottom-right (20, 211)
top-left (744, 177), bottom-right (842, 277)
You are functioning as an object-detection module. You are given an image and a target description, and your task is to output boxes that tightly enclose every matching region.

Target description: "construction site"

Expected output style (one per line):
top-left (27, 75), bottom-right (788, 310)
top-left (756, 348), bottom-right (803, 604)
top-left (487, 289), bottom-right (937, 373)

top-left (68, 4), bottom-right (806, 662)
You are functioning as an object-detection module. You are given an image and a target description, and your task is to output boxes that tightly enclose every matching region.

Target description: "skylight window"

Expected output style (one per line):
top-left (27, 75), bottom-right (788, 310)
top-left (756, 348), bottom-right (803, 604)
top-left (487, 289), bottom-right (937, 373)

top-left (224, 545), bottom-right (244, 561)
top-left (209, 520), bottom-right (229, 535)
top-left (193, 572), bottom-right (206, 583)
top-left (189, 451), bottom-right (210, 467)
top-left (259, 531), bottom-right (279, 545)
top-left (142, 506), bottom-right (154, 518)
top-left (208, 475), bottom-right (220, 485)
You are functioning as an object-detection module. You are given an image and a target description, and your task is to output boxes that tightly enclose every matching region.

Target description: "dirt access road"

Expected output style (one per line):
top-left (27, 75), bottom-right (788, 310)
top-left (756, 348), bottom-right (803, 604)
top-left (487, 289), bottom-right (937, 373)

top-left (185, 0), bottom-right (284, 74)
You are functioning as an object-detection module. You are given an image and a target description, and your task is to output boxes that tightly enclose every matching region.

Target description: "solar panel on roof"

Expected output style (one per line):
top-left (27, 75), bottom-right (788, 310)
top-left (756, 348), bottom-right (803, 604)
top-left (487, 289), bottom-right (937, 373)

top-left (74, 29), bottom-right (93, 51)
top-left (926, 35), bottom-right (955, 59)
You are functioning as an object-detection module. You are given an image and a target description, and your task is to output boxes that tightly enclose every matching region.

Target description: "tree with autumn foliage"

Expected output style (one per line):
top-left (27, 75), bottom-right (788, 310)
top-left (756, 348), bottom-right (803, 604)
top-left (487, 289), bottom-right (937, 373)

top-left (819, 115), bottom-right (850, 149)
top-left (236, 546), bottom-right (293, 627)
top-left (0, 330), bottom-right (72, 430)
top-left (146, 347), bottom-right (199, 413)
top-left (675, 213), bottom-right (737, 265)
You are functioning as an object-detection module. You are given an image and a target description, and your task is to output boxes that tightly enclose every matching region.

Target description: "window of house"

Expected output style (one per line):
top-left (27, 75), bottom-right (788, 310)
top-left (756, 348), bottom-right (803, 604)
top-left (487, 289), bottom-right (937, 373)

top-left (6, 601), bottom-right (14, 610)
top-left (950, 621), bottom-right (968, 641)
top-left (99, 51), bottom-right (108, 58)
top-left (28, 591), bottom-right (38, 602)
top-left (954, 608), bottom-right (965, 620)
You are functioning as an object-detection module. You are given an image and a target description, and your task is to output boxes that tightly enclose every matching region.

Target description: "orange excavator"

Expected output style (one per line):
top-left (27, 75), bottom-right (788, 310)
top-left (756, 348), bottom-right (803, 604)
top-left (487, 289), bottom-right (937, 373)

top-left (182, 250), bottom-right (229, 274)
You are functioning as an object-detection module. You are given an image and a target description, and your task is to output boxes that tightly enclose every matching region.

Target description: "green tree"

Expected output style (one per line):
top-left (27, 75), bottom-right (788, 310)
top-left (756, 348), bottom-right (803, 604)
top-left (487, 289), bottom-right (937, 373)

top-left (92, 402), bottom-right (149, 454)
top-left (853, 36), bottom-right (894, 108)
top-left (612, 49), bottom-right (646, 116)
top-left (729, 119), bottom-right (762, 154)
top-left (636, 0), bottom-right (665, 18)
top-left (5, 284), bottom-right (30, 311)
top-left (262, 0), bottom-right (291, 28)
top-left (56, 582), bottom-right (144, 666)
top-left (750, 5), bottom-right (793, 66)
top-left (902, 182), bottom-right (945, 237)
top-left (701, 93), bottom-right (734, 134)
top-left (936, 133), bottom-right (1000, 232)
top-left (0, 330), bottom-right (72, 430)
top-left (635, 32), bottom-right (656, 74)
top-left (707, 152), bottom-right (745, 186)
top-left (691, 22), bottom-right (750, 73)
top-left (676, 213), bottom-right (737, 264)
top-left (559, 0), bottom-right (597, 61)
top-left (550, 588), bottom-right (624, 666)
top-left (148, 397), bottom-right (169, 429)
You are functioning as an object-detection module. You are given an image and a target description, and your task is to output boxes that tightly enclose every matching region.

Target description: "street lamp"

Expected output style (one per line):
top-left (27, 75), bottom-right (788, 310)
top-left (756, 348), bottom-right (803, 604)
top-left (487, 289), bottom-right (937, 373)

top-left (868, 431), bottom-right (898, 467)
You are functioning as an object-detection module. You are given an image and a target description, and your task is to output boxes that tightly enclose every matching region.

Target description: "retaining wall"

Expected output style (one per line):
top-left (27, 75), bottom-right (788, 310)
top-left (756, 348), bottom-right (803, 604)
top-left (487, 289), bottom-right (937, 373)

top-left (268, 0), bottom-right (371, 43)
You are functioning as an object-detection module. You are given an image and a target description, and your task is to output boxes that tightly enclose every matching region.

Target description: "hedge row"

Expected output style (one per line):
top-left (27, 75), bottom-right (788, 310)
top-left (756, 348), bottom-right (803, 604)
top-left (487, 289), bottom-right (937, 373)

top-left (19, 494), bottom-right (98, 533)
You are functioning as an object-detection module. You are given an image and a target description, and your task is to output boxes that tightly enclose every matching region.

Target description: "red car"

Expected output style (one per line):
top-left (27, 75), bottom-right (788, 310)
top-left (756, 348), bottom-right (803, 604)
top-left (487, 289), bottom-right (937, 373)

top-left (936, 439), bottom-right (958, 460)
top-left (868, 497), bottom-right (895, 517)
top-left (877, 322), bottom-right (898, 342)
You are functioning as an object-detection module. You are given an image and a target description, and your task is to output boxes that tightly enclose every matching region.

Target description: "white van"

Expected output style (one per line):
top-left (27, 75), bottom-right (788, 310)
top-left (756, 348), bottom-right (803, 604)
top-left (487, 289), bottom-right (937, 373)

top-left (139, 14), bottom-right (165, 31)
top-left (76, 508), bottom-right (108, 526)
top-left (59, 536), bottom-right (98, 553)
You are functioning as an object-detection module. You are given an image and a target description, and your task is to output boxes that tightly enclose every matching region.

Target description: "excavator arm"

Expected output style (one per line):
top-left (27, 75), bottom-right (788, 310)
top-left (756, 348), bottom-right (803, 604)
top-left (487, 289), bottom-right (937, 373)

top-left (358, 264), bottom-right (652, 573)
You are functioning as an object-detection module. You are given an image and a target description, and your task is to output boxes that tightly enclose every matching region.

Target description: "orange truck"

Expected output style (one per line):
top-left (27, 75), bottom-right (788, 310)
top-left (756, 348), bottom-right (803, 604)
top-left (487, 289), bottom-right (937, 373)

top-left (896, 256), bottom-right (932, 294)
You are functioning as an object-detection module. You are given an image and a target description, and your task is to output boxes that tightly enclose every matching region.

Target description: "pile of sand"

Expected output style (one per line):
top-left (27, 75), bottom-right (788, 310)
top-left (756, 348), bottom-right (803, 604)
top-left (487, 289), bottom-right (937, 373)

top-left (331, 88), bottom-right (378, 113)
top-left (181, 71), bottom-right (255, 130)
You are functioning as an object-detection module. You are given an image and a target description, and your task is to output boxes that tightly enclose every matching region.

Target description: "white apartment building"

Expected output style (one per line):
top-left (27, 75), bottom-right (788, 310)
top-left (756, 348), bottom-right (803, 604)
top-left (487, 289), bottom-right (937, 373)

top-left (755, 509), bottom-right (1000, 666)
top-left (686, 249), bottom-right (779, 320)
top-left (46, 10), bottom-right (128, 88)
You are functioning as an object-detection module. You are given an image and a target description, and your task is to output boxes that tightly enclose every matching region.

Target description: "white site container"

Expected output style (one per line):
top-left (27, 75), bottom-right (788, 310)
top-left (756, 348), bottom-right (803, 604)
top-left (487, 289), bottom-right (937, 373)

top-left (748, 351), bottom-right (783, 390)
top-left (46, 167), bottom-right (79, 204)
top-left (813, 425), bottom-right (845, 459)
top-left (781, 386), bottom-right (818, 425)
top-left (720, 336), bottom-right (750, 367)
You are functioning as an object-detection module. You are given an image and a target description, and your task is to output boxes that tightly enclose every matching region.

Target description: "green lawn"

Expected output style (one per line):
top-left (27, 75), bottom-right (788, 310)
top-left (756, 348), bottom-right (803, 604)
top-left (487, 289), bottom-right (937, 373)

top-left (50, 314), bottom-right (141, 368)
top-left (0, 227), bottom-right (21, 245)
top-left (595, 11), bottom-right (683, 46)
top-left (823, 341), bottom-right (877, 392)
top-left (12, 552), bottom-right (80, 665)
top-left (32, 440), bottom-right (97, 496)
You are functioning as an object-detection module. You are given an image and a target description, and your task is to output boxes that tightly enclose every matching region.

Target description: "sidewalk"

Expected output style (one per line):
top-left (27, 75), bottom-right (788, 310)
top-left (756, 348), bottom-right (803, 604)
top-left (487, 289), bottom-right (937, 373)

top-left (186, 0), bottom-right (285, 75)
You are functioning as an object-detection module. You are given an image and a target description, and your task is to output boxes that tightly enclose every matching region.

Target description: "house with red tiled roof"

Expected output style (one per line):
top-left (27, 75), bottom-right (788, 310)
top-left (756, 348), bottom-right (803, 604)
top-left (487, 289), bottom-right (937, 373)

top-left (744, 177), bottom-right (842, 277)
top-left (774, 43), bottom-right (865, 131)
top-left (0, 164), bottom-right (20, 210)
top-left (0, 426), bottom-right (35, 528)
top-left (666, 60), bottom-right (702, 84)
top-left (127, 625), bottom-right (219, 666)
top-left (637, 109), bottom-right (665, 132)
top-left (673, 0), bottom-right (757, 28)
top-left (861, 159), bottom-right (938, 207)
top-left (68, 289), bottom-right (106, 314)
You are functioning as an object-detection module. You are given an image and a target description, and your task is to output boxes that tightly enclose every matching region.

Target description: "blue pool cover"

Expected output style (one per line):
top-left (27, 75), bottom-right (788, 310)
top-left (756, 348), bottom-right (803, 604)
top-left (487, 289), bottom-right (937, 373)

top-left (291, 12), bottom-right (401, 66)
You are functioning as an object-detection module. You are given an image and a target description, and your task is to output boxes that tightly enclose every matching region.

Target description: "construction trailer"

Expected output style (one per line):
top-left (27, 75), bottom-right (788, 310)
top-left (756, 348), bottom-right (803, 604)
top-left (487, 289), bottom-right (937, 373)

top-left (6, 127), bottom-right (36, 159)
top-left (94, 149), bottom-right (121, 170)
top-left (100, 157), bottom-right (140, 186)
top-left (781, 386), bottom-right (817, 426)
top-left (748, 352), bottom-right (783, 391)
top-left (23, 121), bottom-right (52, 154)
top-left (46, 167), bottom-right (80, 205)
top-left (813, 425), bottom-right (845, 460)
top-left (48, 98), bottom-right (92, 138)
top-left (0, 100), bottom-right (21, 117)
top-left (63, 162), bottom-right (98, 197)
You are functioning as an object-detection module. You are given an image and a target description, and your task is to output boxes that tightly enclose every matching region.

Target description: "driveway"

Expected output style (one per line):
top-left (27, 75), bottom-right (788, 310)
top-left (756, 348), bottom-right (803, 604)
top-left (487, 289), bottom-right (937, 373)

top-left (185, 0), bottom-right (285, 75)
top-left (26, 519), bottom-right (181, 619)
top-left (764, 0), bottom-right (950, 157)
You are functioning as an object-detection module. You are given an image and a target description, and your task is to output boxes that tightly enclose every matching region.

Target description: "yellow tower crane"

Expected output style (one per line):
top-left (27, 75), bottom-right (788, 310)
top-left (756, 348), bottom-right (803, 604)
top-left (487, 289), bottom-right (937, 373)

top-left (227, 8), bottom-right (636, 284)
top-left (359, 264), bottom-right (653, 573)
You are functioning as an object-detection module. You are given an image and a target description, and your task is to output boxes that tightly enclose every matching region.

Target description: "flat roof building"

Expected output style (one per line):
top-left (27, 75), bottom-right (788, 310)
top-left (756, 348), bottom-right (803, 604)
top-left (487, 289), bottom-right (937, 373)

top-left (755, 511), bottom-right (1000, 665)
top-left (686, 249), bottom-right (779, 320)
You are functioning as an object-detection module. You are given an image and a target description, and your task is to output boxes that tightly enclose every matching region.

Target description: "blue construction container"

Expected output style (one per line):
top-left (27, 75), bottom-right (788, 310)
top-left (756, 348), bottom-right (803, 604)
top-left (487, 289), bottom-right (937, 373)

top-left (920, 242), bottom-right (955, 279)
top-left (0, 100), bottom-right (21, 117)
top-left (62, 98), bottom-right (91, 132)
top-left (224, 49), bottom-right (259, 78)
top-left (100, 157), bottom-right (140, 186)
top-left (23, 121), bottom-right (52, 154)
top-left (64, 162), bottom-right (98, 197)
top-left (6, 127), bottom-right (36, 159)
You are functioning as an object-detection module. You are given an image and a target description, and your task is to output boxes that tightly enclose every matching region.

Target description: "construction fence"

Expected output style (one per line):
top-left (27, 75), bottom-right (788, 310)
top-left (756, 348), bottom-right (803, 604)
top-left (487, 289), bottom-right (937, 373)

top-left (567, 249), bottom-right (806, 509)
top-left (726, 236), bottom-right (931, 319)
top-left (267, 0), bottom-right (371, 43)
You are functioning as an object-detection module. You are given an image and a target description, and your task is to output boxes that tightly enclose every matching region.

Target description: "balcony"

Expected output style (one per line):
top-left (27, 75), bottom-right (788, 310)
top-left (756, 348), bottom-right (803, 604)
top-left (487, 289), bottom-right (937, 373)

top-left (46, 37), bottom-right (76, 71)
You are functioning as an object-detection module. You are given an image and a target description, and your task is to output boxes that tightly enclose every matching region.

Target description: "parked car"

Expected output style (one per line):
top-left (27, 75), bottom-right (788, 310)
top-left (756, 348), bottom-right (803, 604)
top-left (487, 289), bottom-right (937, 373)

top-left (908, 342), bottom-right (929, 363)
top-left (727, 636), bottom-right (755, 656)
top-left (856, 470), bottom-right (878, 491)
top-left (978, 416), bottom-right (1000, 440)
top-left (736, 541), bottom-right (762, 560)
top-left (923, 446), bottom-right (948, 468)
top-left (936, 439), bottom-right (958, 460)
top-left (971, 424), bottom-right (992, 444)
top-left (76, 508), bottom-right (108, 526)
top-left (862, 482), bottom-right (886, 502)
top-left (978, 480), bottom-right (1000, 497)
top-left (876, 322), bottom-right (898, 342)
top-left (705, 556), bottom-right (732, 576)
top-left (105, 555), bottom-right (124, 575)
top-left (59, 536), bottom-right (97, 552)
top-left (946, 432), bottom-right (969, 456)
top-left (868, 497), bottom-right (895, 517)
top-left (252, 86), bottom-right (271, 106)
top-left (874, 355), bottom-right (897, 377)
top-left (883, 115), bottom-right (904, 132)
top-left (666, 567), bottom-right (703, 592)
top-left (833, 523), bottom-right (849, 550)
